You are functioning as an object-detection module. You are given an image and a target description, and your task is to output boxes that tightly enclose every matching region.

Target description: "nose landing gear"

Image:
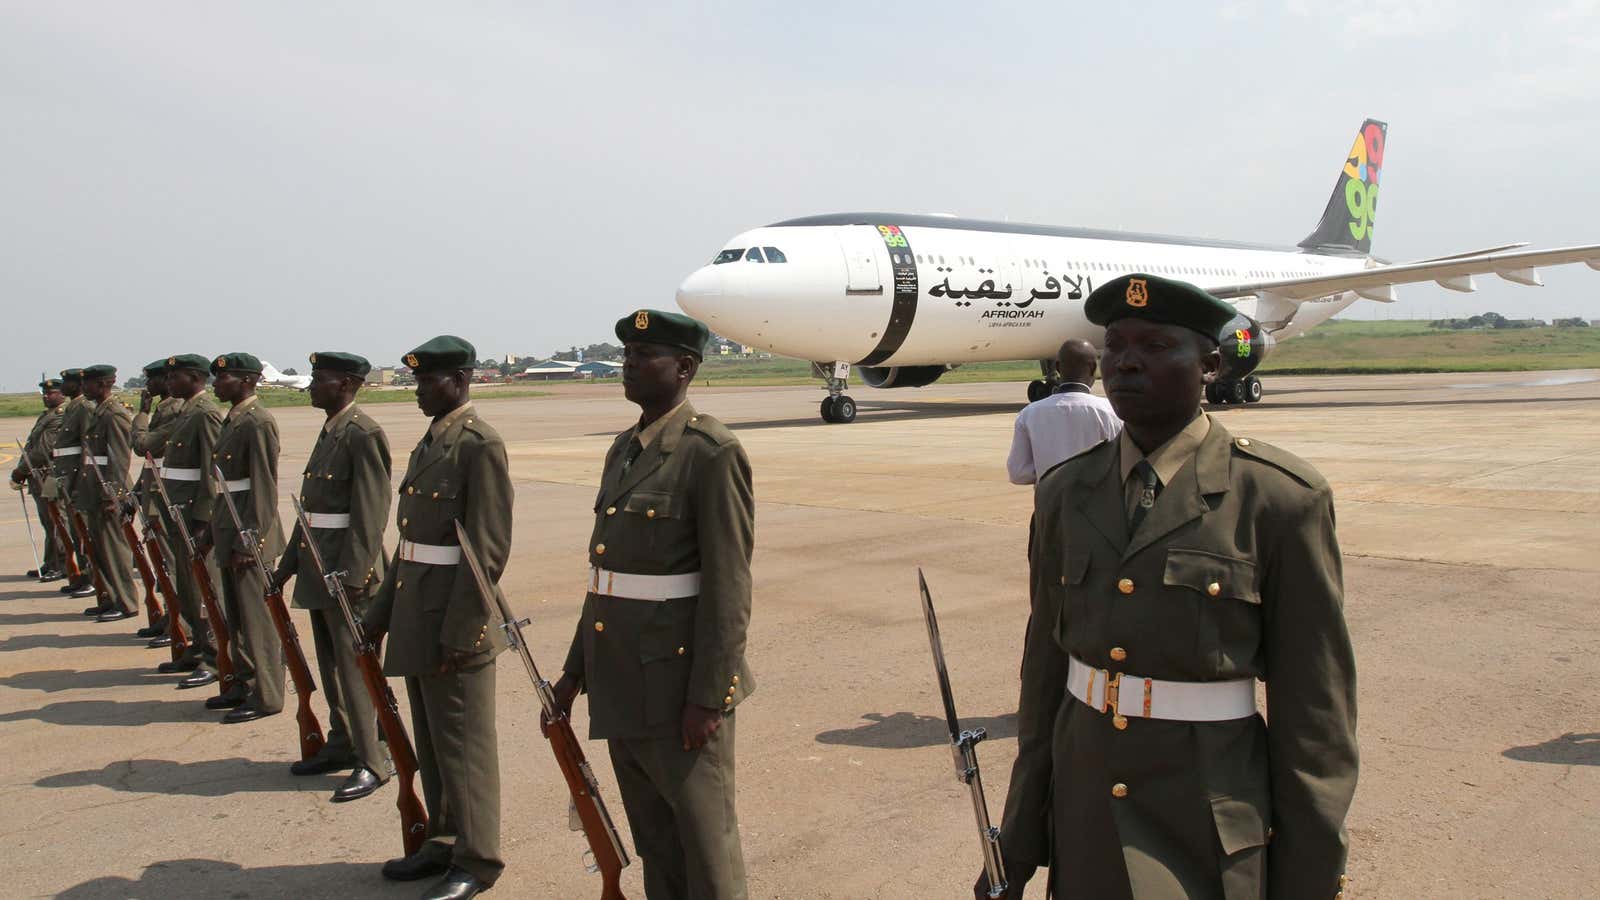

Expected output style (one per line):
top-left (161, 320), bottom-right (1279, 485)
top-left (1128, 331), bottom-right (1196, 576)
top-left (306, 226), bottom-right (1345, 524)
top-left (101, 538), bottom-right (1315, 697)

top-left (814, 361), bottom-right (858, 424)
top-left (1206, 375), bottom-right (1264, 405)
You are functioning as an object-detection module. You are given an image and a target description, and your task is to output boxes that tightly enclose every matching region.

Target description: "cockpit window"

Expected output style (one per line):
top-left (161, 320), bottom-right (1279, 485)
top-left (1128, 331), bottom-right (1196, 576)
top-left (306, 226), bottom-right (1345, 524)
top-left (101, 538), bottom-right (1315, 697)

top-left (713, 248), bottom-right (744, 265)
top-left (745, 247), bottom-right (765, 263)
top-left (763, 246), bottom-right (787, 263)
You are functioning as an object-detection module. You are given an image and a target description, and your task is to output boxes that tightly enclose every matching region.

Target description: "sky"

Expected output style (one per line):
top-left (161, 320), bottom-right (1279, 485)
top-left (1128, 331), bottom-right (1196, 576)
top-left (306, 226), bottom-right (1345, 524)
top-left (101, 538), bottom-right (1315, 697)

top-left (3, 1), bottom-right (1598, 391)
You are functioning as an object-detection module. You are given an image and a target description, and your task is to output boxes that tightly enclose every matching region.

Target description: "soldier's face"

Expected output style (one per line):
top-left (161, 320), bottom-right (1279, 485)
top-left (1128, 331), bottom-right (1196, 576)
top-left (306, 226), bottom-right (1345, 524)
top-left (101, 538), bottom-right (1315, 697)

top-left (166, 369), bottom-right (200, 398)
top-left (83, 376), bottom-right (114, 402)
top-left (62, 380), bottom-right (81, 399)
top-left (1101, 320), bottom-right (1219, 426)
top-left (622, 342), bottom-right (695, 406)
top-left (308, 369), bottom-right (349, 411)
top-left (414, 368), bottom-right (466, 417)
top-left (212, 370), bottom-right (241, 402)
top-left (42, 389), bottom-right (64, 409)
top-left (147, 374), bottom-right (168, 397)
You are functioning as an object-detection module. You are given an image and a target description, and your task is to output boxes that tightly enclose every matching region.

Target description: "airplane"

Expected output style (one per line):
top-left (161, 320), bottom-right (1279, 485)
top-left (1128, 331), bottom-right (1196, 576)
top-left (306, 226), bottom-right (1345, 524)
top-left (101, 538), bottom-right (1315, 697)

top-left (675, 119), bottom-right (1600, 423)
top-left (260, 361), bottom-right (312, 390)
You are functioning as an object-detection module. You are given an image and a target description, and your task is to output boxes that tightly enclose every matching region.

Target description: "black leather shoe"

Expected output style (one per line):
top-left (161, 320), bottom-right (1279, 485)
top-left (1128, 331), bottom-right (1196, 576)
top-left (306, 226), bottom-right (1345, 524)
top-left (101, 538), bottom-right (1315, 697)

top-left (222, 705), bottom-right (278, 724)
top-left (27, 568), bottom-right (41, 578)
top-left (98, 608), bottom-right (136, 622)
top-left (136, 624), bottom-right (163, 638)
top-left (71, 585), bottom-right (99, 599)
top-left (159, 657), bottom-right (200, 674)
top-left (39, 569), bottom-right (64, 582)
top-left (331, 766), bottom-right (383, 803)
top-left (178, 668), bottom-right (218, 689)
top-left (147, 634), bottom-right (173, 649)
top-left (59, 583), bottom-right (77, 595)
top-left (290, 756), bottom-right (348, 776)
top-left (381, 852), bottom-right (450, 882)
top-left (421, 867), bottom-right (488, 900)
top-left (205, 688), bottom-right (246, 709)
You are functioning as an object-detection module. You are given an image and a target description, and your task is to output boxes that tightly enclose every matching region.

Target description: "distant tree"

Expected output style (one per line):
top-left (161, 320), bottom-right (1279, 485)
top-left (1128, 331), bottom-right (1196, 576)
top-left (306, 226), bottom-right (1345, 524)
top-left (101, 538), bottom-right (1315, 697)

top-left (583, 342), bottom-right (621, 361)
top-left (124, 375), bottom-right (148, 389)
top-left (1556, 317), bottom-right (1591, 327)
top-left (1466, 315), bottom-right (1486, 328)
top-left (552, 346), bottom-right (580, 362)
top-left (282, 367), bottom-right (299, 376)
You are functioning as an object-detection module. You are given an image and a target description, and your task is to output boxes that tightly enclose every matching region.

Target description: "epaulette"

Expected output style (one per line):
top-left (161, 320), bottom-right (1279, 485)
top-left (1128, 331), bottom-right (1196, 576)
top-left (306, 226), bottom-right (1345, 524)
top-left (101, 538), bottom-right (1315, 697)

top-left (1230, 436), bottom-right (1326, 490)
top-left (685, 412), bottom-right (738, 447)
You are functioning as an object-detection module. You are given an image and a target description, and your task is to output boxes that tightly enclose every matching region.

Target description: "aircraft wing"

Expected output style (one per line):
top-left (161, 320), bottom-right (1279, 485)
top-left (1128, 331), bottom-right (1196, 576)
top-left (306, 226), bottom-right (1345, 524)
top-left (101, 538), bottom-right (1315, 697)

top-left (1210, 243), bottom-right (1600, 303)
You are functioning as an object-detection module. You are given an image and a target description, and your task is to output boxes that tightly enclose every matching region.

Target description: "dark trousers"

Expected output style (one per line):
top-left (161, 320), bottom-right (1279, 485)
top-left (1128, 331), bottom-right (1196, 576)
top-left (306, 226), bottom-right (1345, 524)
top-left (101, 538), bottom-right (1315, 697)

top-left (87, 505), bottom-right (138, 614)
top-left (405, 662), bottom-right (503, 885)
top-left (32, 495), bottom-right (61, 573)
top-left (307, 603), bottom-right (390, 776)
top-left (219, 561), bottom-right (285, 712)
top-left (157, 513), bottom-right (218, 670)
top-left (608, 713), bottom-right (746, 900)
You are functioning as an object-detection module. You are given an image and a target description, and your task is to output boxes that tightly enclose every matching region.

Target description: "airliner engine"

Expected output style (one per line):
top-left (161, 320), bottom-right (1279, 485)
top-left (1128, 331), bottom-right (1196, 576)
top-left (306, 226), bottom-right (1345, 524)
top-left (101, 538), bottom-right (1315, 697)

top-left (857, 365), bottom-right (947, 389)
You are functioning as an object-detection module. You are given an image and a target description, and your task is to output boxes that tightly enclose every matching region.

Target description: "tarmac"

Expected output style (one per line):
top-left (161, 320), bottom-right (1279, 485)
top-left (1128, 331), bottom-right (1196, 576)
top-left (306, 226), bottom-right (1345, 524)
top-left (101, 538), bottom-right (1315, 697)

top-left (1, 369), bottom-right (1597, 899)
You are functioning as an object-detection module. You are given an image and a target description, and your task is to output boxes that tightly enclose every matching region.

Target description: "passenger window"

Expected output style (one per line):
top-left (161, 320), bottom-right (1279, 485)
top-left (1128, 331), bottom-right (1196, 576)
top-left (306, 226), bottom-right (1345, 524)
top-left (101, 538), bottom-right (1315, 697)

top-left (714, 249), bottom-right (744, 265)
top-left (745, 247), bottom-right (765, 263)
top-left (764, 246), bottom-right (787, 263)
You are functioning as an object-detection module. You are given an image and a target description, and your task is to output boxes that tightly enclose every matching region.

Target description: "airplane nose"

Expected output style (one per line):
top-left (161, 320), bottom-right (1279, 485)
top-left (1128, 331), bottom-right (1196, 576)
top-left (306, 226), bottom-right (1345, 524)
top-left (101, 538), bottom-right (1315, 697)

top-left (675, 266), bottom-right (723, 320)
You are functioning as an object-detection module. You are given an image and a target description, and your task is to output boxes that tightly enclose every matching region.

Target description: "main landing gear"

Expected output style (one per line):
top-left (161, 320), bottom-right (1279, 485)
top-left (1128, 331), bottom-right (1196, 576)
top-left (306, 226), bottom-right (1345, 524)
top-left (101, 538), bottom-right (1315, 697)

top-left (1207, 375), bottom-right (1264, 405)
top-left (815, 361), bottom-right (858, 424)
top-left (1026, 360), bottom-right (1059, 403)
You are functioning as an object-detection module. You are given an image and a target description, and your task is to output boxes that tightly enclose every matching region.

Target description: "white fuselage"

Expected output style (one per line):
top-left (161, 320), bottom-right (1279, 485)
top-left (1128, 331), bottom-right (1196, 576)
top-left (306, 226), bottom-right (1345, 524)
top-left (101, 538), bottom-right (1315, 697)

top-left (676, 218), bottom-right (1369, 367)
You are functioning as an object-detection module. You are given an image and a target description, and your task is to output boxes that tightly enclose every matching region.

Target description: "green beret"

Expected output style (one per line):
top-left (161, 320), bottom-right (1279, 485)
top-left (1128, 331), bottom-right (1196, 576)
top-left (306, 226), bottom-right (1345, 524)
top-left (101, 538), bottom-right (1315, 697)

top-left (60, 368), bottom-right (84, 381)
top-left (615, 309), bottom-right (709, 359)
top-left (166, 353), bottom-right (211, 373)
top-left (309, 350), bottom-right (371, 377)
top-left (83, 364), bottom-right (117, 380)
top-left (142, 359), bottom-right (169, 377)
top-left (403, 335), bottom-right (476, 372)
top-left (39, 379), bottom-right (62, 392)
top-left (1084, 273), bottom-right (1239, 343)
top-left (210, 352), bottom-right (263, 375)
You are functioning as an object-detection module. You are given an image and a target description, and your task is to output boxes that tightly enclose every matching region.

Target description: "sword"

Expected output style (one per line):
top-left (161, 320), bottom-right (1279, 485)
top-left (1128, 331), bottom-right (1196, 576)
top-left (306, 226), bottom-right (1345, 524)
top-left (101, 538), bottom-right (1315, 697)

top-left (919, 568), bottom-right (1007, 898)
top-left (13, 439), bottom-right (42, 574)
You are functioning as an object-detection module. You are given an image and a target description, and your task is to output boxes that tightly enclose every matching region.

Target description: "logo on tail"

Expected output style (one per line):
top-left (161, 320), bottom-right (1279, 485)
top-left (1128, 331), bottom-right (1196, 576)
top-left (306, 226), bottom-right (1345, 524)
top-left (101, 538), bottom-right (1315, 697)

top-left (1299, 118), bottom-right (1387, 255)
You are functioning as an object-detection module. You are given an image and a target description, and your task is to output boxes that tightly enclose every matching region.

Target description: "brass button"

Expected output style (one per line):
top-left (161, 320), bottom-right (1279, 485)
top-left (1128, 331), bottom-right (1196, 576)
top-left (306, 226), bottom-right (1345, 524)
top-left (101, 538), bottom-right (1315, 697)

top-left (407, 486), bottom-right (415, 495)
top-left (401, 517), bottom-right (408, 527)
top-left (1111, 783), bottom-right (1128, 798)
top-left (732, 675), bottom-right (739, 684)
top-left (299, 541), bottom-right (307, 549)
top-left (1109, 646), bottom-right (1127, 662)
top-left (690, 416), bottom-right (699, 423)
top-left (1117, 578), bottom-right (1134, 595)
top-left (605, 506), bottom-right (617, 516)
top-left (396, 580), bottom-right (403, 589)
top-left (431, 491), bottom-right (439, 499)
top-left (1207, 582), bottom-right (1221, 597)
top-left (676, 646), bottom-right (685, 656)
top-left (325, 473), bottom-right (333, 479)
top-left (1237, 438), bottom-right (1252, 447)
top-left (646, 509), bottom-right (656, 519)
top-left (594, 621), bottom-right (605, 632)
top-left (226, 453), bottom-right (232, 460)
top-left (595, 543), bottom-right (605, 555)
top-left (1113, 715), bottom-right (1128, 730)
top-left (1059, 575), bottom-right (1067, 585)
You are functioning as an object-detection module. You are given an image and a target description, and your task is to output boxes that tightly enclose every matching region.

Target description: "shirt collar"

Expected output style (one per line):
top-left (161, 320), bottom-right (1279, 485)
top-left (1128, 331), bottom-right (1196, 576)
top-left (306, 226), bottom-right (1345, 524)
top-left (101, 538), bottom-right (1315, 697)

top-left (1054, 382), bottom-right (1092, 395)
top-left (429, 401), bottom-right (475, 440)
top-left (634, 401), bottom-right (687, 450)
top-left (1119, 410), bottom-right (1211, 486)
top-left (226, 394), bottom-right (259, 421)
top-left (323, 401), bottom-right (359, 434)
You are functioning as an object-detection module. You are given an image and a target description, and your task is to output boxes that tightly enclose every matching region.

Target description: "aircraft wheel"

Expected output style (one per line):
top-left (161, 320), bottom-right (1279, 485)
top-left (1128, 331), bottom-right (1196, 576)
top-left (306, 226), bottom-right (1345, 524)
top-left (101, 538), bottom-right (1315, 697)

top-left (1230, 380), bottom-right (1250, 404)
top-left (820, 397), bottom-right (837, 423)
top-left (833, 395), bottom-right (857, 423)
top-left (1244, 376), bottom-right (1263, 403)
top-left (1027, 379), bottom-right (1050, 403)
top-left (1204, 382), bottom-right (1221, 404)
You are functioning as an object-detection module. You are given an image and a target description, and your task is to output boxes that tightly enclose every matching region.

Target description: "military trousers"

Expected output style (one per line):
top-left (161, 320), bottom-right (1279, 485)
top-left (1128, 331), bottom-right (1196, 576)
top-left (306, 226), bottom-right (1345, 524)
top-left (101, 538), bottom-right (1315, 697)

top-left (405, 661), bottom-right (503, 885)
top-left (307, 602), bottom-right (391, 777)
top-left (32, 496), bottom-right (62, 573)
top-left (608, 712), bottom-right (746, 900)
top-left (162, 524), bottom-right (218, 670)
top-left (86, 504), bottom-right (138, 614)
top-left (219, 560), bottom-right (285, 713)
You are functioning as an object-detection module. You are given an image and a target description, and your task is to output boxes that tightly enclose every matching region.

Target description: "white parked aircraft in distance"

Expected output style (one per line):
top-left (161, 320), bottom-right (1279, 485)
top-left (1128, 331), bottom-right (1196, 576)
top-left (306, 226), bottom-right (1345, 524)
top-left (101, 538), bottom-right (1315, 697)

top-left (676, 119), bottom-right (1600, 423)
top-left (260, 362), bottom-right (311, 390)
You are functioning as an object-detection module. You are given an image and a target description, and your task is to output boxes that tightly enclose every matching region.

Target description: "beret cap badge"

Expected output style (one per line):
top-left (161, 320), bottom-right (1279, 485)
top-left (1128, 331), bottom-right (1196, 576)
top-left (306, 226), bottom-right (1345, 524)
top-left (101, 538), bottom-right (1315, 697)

top-left (405, 353), bottom-right (420, 368)
top-left (635, 310), bottom-right (650, 330)
top-left (215, 356), bottom-right (227, 368)
top-left (1126, 278), bottom-right (1149, 308)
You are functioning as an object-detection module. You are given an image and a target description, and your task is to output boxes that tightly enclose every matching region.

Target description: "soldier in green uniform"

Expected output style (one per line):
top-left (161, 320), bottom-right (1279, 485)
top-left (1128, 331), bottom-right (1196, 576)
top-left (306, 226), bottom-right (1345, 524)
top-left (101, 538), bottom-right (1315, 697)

top-left (272, 351), bottom-right (395, 802)
top-left (150, 354), bottom-right (226, 689)
top-left (76, 365), bottom-right (140, 622)
top-left (132, 358), bottom-right (181, 643)
top-left (982, 274), bottom-right (1357, 900)
top-left (553, 309), bottom-right (756, 900)
top-left (10, 378), bottom-right (67, 581)
top-left (365, 336), bottom-right (510, 900)
top-left (206, 352), bottom-right (287, 724)
top-left (52, 368), bottom-right (99, 601)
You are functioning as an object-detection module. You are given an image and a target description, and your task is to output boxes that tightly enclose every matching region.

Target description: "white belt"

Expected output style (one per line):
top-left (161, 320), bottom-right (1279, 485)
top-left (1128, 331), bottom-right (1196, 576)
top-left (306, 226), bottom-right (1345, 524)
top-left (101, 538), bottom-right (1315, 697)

top-left (1066, 655), bottom-right (1256, 723)
top-left (161, 466), bottom-right (202, 481)
top-left (589, 566), bottom-right (701, 602)
top-left (53, 446), bottom-right (82, 457)
top-left (304, 512), bottom-right (351, 529)
top-left (90, 455), bottom-right (110, 465)
top-left (223, 478), bottom-right (251, 492)
top-left (397, 539), bottom-right (461, 565)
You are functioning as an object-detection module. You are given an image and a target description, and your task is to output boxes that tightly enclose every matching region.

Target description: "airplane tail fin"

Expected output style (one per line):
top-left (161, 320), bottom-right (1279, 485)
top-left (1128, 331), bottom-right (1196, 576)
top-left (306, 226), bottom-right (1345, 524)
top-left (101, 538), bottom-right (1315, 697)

top-left (260, 362), bottom-right (284, 379)
top-left (1298, 118), bottom-right (1387, 255)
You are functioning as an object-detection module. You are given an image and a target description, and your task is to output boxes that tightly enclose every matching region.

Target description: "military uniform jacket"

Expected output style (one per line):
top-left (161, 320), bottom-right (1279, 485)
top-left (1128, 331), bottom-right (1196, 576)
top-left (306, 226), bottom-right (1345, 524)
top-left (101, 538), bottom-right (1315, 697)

top-left (277, 403), bottom-right (393, 607)
top-left (1000, 417), bottom-right (1357, 899)
top-left (132, 396), bottom-right (183, 516)
top-left (562, 403), bottom-right (755, 741)
top-left (160, 393), bottom-right (225, 525)
top-left (367, 404), bottom-right (511, 677)
top-left (210, 397), bottom-right (285, 560)
top-left (52, 396), bottom-right (94, 500)
top-left (23, 405), bottom-right (64, 498)
top-left (75, 400), bottom-right (134, 509)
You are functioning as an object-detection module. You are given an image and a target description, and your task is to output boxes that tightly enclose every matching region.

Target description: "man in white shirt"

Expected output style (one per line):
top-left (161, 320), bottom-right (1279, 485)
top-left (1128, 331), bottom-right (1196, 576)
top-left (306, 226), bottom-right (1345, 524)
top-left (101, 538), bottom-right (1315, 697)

top-left (1006, 339), bottom-right (1121, 486)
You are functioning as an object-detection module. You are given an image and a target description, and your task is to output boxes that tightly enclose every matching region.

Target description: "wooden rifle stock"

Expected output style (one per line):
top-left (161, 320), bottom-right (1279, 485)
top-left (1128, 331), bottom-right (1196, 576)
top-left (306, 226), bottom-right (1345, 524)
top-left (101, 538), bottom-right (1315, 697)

top-left (356, 636), bottom-right (428, 855)
top-left (118, 516), bottom-right (164, 627)
top-left (548, 713), bottom-right (628, 899)
top-left (142, 528), bottom-right (190, 661)
top-left (190, 552), bottom-right (237, 690)
top-left (68, 506), bottom-right (112, 604)
top-left (43, 500), bottom-right (83, 580)
top-left (262, 583), bottom-right (328, 761)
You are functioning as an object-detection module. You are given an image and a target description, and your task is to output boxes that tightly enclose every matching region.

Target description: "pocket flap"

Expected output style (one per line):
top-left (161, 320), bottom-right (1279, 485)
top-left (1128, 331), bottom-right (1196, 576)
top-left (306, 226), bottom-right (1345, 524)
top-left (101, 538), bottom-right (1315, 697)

top-left (1163, 549), bottom-right (1259, 604)
top-left (624, 491), bottom-right (675, 519)
top-left (1210, 794), bottom-right (1269, 856)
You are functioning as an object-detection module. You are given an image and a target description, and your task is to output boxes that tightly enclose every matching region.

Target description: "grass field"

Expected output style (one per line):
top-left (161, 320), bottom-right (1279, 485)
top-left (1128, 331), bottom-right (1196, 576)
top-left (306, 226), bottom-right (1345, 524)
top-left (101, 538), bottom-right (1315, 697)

top-left (4, 321), bottom-right (1596, 417)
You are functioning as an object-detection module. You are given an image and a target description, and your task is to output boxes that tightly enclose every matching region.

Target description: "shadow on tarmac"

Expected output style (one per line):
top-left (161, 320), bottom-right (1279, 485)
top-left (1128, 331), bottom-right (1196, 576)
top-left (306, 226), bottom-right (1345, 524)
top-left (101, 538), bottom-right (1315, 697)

top-left (1502, 732), bottom-right (1600, 766)
top-left (0, 667), bottom-right (172, 692)
top-left (38, 757), bottom-right (345, 797)
top-left (0, 609), bottom-right (111, 626)
top-left (0, 631), bottom-right (145, 652)
top-left (56, 858), bottom-right (382, 899)
top-left (0, 697), bottom-right (216, 727)
top-left (815, 710), bottom-right (1019, 749)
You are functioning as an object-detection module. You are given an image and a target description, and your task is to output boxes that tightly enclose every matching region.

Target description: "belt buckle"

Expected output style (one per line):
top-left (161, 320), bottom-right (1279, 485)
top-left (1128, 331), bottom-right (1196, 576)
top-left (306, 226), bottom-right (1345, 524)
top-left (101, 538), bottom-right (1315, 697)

top-left (1097, 668), bottom-right (1123, 717)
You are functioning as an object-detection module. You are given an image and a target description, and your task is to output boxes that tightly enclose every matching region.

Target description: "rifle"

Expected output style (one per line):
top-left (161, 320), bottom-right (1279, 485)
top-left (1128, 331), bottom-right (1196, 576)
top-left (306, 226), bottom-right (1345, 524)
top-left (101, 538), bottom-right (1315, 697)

top-left (14, 439), bottom-right (83, 581)
top-left (455, 522), bottom-right (630, 899)
top-left (290, 495), bottom-right (426, 855)
top-left (132, 462), bottom-right (191, 662)
top-left (918, 569), bottom-right (1007, 899)
top-left (83, 453), bottom-right (157, 621)
top-left (213, 465), bottom-right (326, 761)
top-left (145, 450), bottom-right (236, 693)
top-left (59, 466), bottom-right (112, 604)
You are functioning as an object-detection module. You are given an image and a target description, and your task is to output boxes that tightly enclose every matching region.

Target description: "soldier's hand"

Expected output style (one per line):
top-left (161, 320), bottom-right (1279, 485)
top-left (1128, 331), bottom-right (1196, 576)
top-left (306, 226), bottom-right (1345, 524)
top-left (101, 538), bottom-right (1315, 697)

top-left (436, 647), bottom-right (476, 674)
top-left (192, 528), bottom-right (213, 555)
top-left (10, 467), bottom-right (25, 484)
top-left (544, 673), bottom-right (580, 736)
top-left (139, 390), bottom-right (152, 413)
top-left (228, 551), bottom-right (252, 571)
top-left (681, 704), bottom-right (723, 751)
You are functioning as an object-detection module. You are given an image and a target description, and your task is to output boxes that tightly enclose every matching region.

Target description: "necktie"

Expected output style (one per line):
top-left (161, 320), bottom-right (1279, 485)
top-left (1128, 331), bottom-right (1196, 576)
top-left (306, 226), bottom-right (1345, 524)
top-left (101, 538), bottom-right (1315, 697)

top-left (620, 438), bottom-right (643, 475)
top-left (1127, 460), bottom-right (1161, 535)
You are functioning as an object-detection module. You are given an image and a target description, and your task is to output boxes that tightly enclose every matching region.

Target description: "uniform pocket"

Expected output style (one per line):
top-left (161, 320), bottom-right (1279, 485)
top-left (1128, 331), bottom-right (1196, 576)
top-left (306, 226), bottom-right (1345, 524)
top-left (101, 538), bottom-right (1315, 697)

top-left (639, 602), bottom-right (694, 726)
top-left (623, 491), bottom-right (675, 519)
top-left (1163, 549), bottom-right (1259, 604)
top-left (1210, 794), bottom-right (1269, 856)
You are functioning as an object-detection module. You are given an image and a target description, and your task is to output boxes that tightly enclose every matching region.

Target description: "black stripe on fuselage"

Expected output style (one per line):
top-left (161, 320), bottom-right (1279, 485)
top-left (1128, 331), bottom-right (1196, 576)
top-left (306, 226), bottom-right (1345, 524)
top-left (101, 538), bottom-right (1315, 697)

top-left (856, 225), bottom-right (919, 367)
top-left (771, 212), bottom-right (1313, 255)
